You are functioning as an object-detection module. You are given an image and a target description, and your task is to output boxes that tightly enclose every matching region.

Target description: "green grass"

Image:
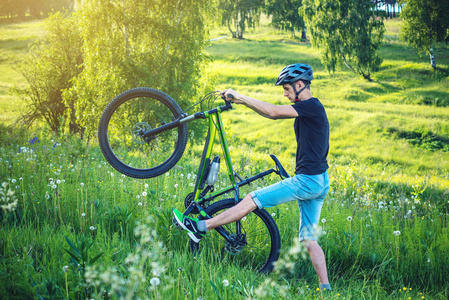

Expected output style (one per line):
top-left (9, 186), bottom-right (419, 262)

top-left (1, 16), bottom-right (449, 299)
top-left (0, 20), bottom-right (44, 124)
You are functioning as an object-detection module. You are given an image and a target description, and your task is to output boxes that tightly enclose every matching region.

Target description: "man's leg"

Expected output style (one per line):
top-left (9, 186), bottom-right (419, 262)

top-left (205, 193), bottom-right (258, 230)
top-left (303, 240), bottom-right (330, 286)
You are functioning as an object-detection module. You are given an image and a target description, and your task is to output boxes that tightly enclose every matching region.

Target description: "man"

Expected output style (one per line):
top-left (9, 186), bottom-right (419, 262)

top-left (172, 63), bottom-right (332, 290)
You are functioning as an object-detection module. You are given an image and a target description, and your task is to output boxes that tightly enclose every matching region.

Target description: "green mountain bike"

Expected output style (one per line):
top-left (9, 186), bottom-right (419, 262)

top-left (98, 88), bottom-right (291, 273)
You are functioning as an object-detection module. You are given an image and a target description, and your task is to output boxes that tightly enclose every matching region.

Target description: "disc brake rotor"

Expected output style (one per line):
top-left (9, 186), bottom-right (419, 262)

top-left (132, 122), bottom-right (152, 145)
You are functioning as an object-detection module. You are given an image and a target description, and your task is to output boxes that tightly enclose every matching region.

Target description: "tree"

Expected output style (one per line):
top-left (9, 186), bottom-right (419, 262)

top-left (65, 0), bottom-right (215, 137)
top-left (399, 0), bottom-right (449, 70)
top-left (15, 12), bottom-right (84, 134)
top-left (15, 0), bottom-right (214, 138)
top-left (219, 0), bottom-right (264, 39)
top-left (301, 0), bottom-right (385, 81)
top-left (265, 0), bottom-right (307, 39)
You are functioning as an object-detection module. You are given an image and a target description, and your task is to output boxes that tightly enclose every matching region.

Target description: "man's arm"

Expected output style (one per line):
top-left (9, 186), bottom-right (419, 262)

top-left (222, 90), bottom-right (298, 120)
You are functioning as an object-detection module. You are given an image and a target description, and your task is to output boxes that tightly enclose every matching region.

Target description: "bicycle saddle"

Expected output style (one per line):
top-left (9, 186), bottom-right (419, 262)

top-left (269, 154), bottom-right (291, 179)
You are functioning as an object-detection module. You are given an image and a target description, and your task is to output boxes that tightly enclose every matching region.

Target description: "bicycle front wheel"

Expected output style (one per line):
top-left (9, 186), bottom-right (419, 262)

top-left (98, 88), bottom-right (188, 178)
top-left (189, 198), bottom-right (281, 274)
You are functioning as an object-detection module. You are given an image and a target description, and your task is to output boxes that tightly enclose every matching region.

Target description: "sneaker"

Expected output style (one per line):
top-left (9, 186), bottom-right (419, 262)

top-left (172, 209), bottom-right (205, 243)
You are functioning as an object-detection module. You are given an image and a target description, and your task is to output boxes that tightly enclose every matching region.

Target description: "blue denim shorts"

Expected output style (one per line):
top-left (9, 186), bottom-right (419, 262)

top-left (251, 170), bottom-right (330, 241)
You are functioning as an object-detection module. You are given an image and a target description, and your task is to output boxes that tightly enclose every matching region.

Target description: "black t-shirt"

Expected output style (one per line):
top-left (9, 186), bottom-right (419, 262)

top-left (291, 98), bottom-right (329, 175)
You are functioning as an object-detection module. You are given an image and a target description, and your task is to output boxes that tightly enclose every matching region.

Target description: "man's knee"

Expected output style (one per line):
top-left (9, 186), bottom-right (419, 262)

top-left (242, 193), bottom-right (258, 211)
top-left (301, 239), bottom-right (319, 252)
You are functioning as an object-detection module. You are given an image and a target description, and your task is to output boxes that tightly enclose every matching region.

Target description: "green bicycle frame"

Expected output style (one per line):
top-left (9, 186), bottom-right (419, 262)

top-left (192, 106), bottom-right (238, 204)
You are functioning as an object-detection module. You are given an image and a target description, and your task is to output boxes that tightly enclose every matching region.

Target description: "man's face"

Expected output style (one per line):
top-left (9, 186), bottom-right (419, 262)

top-left (282, 83), bottom-right (299, 103)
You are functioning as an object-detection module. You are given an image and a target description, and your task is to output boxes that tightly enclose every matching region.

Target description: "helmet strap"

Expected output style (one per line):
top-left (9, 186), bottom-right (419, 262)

top-left (291, 81), bottom-right (309, 102)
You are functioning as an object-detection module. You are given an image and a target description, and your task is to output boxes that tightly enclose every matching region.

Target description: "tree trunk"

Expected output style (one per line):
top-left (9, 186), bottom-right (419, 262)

top-left (339, 45), bottom-right (372, 81)
top-left (228, 23), bottom-right (237, 38)
top-left (235, 14), bottom-right (239, 39)
top-left (123, 0), bottom-right (129, 56)
top-left (362, 72), bottom-right (373, 82)
top-left (301, 28), bottom-right (306, 40)
top-left (429, 46), bottom-right (436, 70)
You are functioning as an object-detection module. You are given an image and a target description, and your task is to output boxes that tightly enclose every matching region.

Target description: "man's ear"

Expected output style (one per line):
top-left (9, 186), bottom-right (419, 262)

top-left (295, 80), bottom-right (303, 90)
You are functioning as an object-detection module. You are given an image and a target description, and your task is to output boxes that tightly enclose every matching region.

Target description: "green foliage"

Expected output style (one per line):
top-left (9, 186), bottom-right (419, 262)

top-left (265, 0), bottom-right (306, 38)
top-left (301, 0), bottom-right (385, 81)
top-left (64, 236), bottom-right (103, 272)
top-left (14, 12), bottom-right (83, 134)
top-left (399, 0), bottom-right (449, 69)
top-left (384, 127), bottom-right (449, 152)
top-left (219, 0), bottom-right (264, 39)
top-left (66, 0), bottom-right (215, 138)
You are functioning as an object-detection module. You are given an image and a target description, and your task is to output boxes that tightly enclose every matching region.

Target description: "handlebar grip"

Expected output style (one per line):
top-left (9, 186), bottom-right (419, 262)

top-left (221, 93), bottom-right (233, 101)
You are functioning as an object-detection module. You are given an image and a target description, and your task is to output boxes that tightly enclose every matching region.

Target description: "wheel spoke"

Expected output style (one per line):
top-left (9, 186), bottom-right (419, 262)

top-left (190, 199), bottom-right (280, 273)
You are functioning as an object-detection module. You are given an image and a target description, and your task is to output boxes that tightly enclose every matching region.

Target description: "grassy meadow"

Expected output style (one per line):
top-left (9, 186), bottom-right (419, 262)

top-left (1, 15), bottom-right (449, 299)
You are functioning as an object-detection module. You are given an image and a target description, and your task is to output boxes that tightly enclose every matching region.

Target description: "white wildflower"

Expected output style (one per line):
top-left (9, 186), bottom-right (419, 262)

top-left (150, 277), bottom-right (160, 286)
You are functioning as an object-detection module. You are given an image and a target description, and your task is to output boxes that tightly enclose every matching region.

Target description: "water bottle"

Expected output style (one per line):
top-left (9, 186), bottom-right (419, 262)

top-left (206, 156), bottom-right (220, 185)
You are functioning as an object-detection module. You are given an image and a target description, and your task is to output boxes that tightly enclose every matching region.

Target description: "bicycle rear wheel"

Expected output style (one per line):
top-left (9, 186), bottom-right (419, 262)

top-left (98, 88), bottom-right (188, 178)
top-left (189, 198), bottom-right (281, 274)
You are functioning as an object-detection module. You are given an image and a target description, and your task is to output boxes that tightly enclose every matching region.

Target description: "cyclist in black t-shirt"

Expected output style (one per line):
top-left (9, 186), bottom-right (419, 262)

top-left (172, 63), bottom-right (332, 291)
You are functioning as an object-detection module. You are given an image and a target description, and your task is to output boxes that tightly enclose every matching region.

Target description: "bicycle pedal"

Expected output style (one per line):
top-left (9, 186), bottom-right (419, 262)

top-left (172, 217), bottom-right (184, 231)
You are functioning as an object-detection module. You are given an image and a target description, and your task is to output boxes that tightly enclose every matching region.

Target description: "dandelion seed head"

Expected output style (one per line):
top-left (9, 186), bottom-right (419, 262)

top-left (222, 279), bottom-right (229, 287)
top-left (150, 277), bottom-right (160, 286)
